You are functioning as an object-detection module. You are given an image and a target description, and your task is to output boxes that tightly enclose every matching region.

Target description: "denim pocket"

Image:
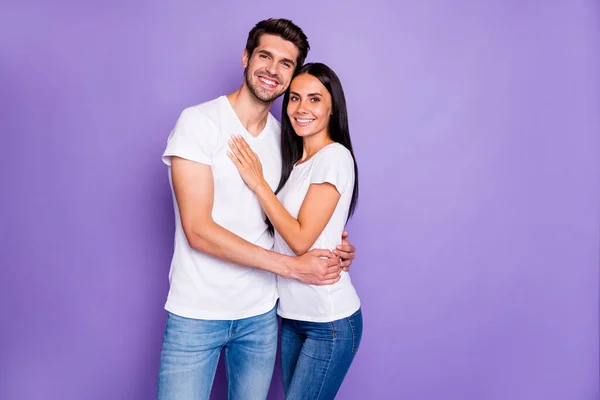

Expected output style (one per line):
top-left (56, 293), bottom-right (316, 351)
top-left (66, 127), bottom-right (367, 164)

top-left (347, 309), bottom-right (363, 354)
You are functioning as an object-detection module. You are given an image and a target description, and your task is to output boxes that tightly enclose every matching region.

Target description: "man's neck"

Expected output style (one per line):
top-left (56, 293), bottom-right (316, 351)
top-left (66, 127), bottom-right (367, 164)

top-left (226, 86), bottom-right (273, 137)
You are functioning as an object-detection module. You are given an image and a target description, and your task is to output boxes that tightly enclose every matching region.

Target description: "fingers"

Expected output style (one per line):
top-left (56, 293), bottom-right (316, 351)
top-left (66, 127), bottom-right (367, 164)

top-left (332, 248), bottom-right (352, 271)
top-left (315, 274), bottom-right (342, 286)
top-left (322, 259), bottom-right (342, 273)
top-left (227, 150), bottom-right (242, 168)
top-left (237, 137), bottom-right (260, 164)
top-left (323, 256), bottom-right (341, 268)
top-left (342, 231), bottom-right (349, 239)
top-left (320, 266), bottom-right (341, 279)
top-left (293, 249), bottom-right (343, 285)
top-left (309, 248), bottom-right (336, 259)
top-left (235, 136), bottom-right (254, 159)
top-left (228, 137), bottom-right (250, 165)
top-left (332, 248), bottom-right (354, 268)
top-left (333, 238), bottom-right (356, 263)
top-left (229, 136), bottom-right (263, 171)
top-left (316, 261), bottom-right (343, 285)
top-left (234, 136), bottom-right (252, 154)
top-left (338, 240), bottom-right (356, 254)
top-left (332, 248), bottom-right (354, 260)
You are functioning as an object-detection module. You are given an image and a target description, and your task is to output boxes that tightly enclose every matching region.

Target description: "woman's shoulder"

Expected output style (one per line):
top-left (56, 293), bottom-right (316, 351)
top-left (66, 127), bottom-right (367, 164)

top-left (318, 142), bottom-right (353, 162)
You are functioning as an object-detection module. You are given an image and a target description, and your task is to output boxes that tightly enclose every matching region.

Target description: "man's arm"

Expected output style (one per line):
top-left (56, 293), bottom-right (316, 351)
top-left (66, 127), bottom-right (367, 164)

top-left (171, 156), bottom-right (342, 285)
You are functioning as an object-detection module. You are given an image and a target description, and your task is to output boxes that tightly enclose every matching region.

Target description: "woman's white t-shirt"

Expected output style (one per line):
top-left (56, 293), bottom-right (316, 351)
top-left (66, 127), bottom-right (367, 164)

top-left (274, 143), bottom-right (361, 322)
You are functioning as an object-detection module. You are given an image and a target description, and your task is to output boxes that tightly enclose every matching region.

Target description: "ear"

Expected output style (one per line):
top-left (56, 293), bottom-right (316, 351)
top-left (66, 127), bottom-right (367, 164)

top-left (242, 49), bottom-right (249, 69)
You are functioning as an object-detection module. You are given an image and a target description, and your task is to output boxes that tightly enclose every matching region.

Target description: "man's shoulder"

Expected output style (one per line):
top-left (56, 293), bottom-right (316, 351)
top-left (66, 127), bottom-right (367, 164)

top-left (175, 96), bottom-right (226, 133)
top-left (181, 96), bottom-right (223, 121)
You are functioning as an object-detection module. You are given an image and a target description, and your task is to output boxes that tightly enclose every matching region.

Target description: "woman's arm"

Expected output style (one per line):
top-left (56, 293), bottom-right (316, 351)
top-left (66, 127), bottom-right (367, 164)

top-left (254, 182), bottom-right (340, 255)
top-left (227, 135), bottom-right (342, 255)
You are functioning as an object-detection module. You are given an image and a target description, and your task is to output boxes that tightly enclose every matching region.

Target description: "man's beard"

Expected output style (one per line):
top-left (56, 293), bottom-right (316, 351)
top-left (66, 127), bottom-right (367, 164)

top-left (245, 69), bottom-right (285, 103)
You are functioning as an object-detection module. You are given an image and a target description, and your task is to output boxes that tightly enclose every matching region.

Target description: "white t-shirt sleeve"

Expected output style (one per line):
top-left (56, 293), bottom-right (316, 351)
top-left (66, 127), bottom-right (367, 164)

top-left (162, 108), bottom-right (219, 166)
top-left (309, 145), bottom-right (354, 195)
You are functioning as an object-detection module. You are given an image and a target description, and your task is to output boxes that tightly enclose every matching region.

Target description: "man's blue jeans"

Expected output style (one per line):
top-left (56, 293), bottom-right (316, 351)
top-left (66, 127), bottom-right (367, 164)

top-left (280, 308), bottom-right (363, 399)
top-left (157, 305), bottom-right (278, 400)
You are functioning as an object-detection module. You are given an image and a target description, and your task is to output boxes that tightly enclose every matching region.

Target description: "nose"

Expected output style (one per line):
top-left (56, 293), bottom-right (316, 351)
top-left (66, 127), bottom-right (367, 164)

top-left (265, 60), bottom-right (278, 76)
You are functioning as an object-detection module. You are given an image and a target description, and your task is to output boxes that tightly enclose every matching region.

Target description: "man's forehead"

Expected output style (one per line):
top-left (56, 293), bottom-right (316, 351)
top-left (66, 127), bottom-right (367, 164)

top-left (255, 34), bottom-right (299, 59)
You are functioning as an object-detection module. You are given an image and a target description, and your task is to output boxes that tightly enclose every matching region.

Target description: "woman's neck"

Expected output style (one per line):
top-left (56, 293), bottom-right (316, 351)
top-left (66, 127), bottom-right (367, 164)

top-left (299, 133), bottom-right (334, 163)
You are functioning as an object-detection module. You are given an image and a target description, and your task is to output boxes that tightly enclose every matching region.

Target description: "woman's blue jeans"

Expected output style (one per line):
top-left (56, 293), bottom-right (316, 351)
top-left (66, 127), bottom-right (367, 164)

top-left (280, 308), bottom-right (363, 399)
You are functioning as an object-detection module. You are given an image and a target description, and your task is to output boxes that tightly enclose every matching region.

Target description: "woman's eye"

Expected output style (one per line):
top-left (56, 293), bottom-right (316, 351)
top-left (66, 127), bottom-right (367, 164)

top-left (310, 97), bottom-right (320, 102)
top-left (290, 96), bottom-right (299, 101)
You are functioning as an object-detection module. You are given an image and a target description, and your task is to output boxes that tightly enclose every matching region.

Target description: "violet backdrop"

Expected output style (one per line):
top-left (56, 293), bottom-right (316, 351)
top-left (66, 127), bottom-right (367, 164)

top-left (1, 0), bottom-right (599, 399)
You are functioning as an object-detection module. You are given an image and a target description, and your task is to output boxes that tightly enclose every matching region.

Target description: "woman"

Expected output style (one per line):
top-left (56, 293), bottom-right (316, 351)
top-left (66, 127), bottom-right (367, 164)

top-left (227, 62), bottom-right (362, 399)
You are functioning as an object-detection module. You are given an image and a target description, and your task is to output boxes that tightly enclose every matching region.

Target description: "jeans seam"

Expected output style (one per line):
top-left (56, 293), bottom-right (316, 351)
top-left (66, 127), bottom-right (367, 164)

top-left (314, 339), bottom-right (335, 400)
top-left (224, 347), bottom-right (232, 398)
top-left (347, 316), bottom-right (358, 353)
top-left (224, 321), bottom-right (233, 399)
top-left (227, 321), bottom-right (234, 341)
top-left (329, 321), bottom-right (337, 338)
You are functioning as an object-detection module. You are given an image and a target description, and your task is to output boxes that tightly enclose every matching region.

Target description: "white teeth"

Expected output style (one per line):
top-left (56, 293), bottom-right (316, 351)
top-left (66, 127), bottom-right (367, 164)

top-left (259, 77), bottom-right (276, 86)
top-left (296, 119), bottom-right (314, 123)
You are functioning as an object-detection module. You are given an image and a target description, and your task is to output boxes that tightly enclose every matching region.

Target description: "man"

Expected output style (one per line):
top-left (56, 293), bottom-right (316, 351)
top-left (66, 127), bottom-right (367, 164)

top-left (157, 18), bottom-right (356, 400)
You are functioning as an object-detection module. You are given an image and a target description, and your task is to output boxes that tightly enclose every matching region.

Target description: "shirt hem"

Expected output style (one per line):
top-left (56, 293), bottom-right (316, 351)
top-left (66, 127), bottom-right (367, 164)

top-left (165, 297), bottom-right (278, 321)
top-left (277, 303), bottom-right (361, 323)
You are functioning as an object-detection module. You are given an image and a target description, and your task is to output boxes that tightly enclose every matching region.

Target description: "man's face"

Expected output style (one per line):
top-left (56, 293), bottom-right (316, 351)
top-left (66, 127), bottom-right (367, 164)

top-left (243, 34), bottom-right (299, 103)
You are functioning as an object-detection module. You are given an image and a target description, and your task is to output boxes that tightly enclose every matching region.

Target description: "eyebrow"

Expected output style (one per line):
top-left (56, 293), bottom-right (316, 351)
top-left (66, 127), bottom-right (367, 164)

top-left (289, 91), bottom-right (323, 97)
top-left (257, 50), bottom-right (296, 67)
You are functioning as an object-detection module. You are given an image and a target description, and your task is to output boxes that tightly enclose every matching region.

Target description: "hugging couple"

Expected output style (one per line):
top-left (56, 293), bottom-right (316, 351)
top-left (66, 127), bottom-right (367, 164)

top-left (158, 18), bottom-right (363, 400)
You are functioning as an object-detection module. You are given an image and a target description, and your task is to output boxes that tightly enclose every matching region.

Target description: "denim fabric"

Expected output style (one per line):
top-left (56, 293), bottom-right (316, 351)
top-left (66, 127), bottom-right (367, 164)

top-left (280, 308), bottom-right (363, 399)
top-left (157, 305), bottom-right (278, 400)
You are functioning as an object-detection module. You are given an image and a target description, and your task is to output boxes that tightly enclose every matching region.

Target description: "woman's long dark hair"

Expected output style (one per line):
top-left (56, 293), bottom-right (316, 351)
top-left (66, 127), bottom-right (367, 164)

top-left (267, 62), bottom-right (359, 235)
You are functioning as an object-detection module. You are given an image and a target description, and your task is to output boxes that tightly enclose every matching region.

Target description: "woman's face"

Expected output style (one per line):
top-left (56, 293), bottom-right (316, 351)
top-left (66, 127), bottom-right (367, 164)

top-left (286, 73), bottom-right (332, 139)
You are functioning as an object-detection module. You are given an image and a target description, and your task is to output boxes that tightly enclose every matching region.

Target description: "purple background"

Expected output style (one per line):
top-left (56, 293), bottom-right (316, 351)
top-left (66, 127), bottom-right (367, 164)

top-left (1, 1), bottom-right (599, 399)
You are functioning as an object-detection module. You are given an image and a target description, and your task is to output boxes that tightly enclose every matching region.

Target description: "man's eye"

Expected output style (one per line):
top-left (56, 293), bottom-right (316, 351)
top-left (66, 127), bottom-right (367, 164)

top-left (282, 63), bottom-right (292, 69)
top-left (259, 54), bottom-right (269, 60)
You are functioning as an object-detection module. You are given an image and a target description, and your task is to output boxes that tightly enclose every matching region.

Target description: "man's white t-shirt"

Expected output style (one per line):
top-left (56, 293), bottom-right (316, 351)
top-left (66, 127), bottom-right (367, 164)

top-left (274, 143), bottom-right (361, 322)
top-left (161, 96), bottom-right (282, 320)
